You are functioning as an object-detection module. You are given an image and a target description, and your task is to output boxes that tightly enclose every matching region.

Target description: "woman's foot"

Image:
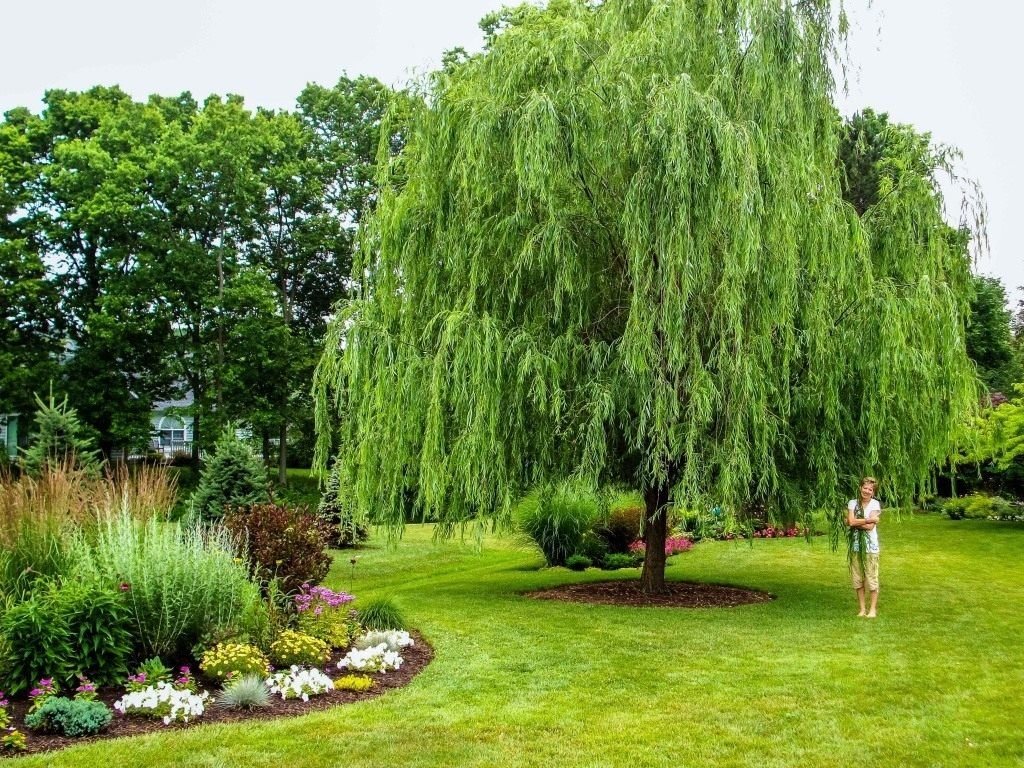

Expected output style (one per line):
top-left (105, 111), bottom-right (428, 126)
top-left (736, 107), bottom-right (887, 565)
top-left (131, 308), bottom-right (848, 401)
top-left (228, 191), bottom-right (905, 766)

top-left (857, 610), bottom-right (867, 617)
top-left (866, 611), bottom-right (877, 618)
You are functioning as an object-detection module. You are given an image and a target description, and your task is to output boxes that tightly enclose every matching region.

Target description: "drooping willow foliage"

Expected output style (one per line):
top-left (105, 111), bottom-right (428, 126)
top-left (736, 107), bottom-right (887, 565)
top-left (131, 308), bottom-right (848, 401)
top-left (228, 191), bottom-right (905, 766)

top-left (314, 0), bottom-right (979, 572)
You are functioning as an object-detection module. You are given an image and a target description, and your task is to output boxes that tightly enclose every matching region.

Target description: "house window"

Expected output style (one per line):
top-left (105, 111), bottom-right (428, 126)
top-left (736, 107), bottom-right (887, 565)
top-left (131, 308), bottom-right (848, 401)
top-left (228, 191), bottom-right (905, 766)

top-left (157, 416), bottom-right (187, 448)
top-left (160, 429), bottom-right (186, 447)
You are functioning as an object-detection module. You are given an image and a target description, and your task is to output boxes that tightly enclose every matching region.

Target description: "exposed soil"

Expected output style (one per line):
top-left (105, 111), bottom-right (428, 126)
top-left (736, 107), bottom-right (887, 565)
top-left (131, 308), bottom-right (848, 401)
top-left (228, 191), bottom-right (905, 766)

top-left (526, 580), bottom-right (774, 608)
top-left (4, 632), bottom-right (433, 757)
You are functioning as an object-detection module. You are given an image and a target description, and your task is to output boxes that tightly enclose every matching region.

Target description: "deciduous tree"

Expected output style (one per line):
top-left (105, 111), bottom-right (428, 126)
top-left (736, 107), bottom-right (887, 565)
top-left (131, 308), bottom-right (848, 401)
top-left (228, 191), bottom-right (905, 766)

top-left (315, 0), bottom-right (980, 592)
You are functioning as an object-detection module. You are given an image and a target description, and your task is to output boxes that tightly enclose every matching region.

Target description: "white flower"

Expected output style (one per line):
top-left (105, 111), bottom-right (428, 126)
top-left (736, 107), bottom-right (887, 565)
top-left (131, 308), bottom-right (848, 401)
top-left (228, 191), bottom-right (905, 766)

top-left (353, 630), bottom-right (414, 652)
top-left (337, 643), bottom-right (404, 673)
top-left (265, 667), bottom-right (333, 701)
top-left (114, 683), bottom-right (210, 725)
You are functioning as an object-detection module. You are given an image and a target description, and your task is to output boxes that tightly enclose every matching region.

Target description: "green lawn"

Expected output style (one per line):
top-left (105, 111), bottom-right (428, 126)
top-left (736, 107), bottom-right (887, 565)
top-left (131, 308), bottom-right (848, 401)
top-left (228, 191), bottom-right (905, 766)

top-left (18, 514), bottom-right (1023, 767)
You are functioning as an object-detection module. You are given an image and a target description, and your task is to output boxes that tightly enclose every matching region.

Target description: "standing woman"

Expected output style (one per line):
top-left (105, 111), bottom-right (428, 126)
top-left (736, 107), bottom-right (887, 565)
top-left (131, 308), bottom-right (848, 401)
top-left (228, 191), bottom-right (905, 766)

top-left (847, 476), bottom-right (881, 617)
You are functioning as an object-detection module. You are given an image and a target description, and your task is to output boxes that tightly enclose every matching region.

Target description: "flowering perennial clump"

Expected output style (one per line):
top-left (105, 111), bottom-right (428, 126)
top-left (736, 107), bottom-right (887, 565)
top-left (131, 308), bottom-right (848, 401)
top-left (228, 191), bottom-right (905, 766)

top-left (628, 536), bottom-right (694, 556)
top-left (294, 583), bottom-right (360, 649)
top-left (28, 679), bottom-right (58, 713)
top-left (74, 676), bottom-right (98, 701)
top-left (294, 583), bottom-right (355, 613)
top-left (337, 644), bottom-right (404, 673)
top-left (173, 666), bottom-right (198, 693)
top-left (751, 526), bottom-right (804, 539)
top-left (113, 682), bottom-right (210, 725)
top-left (200, 643), bottom-right (270, 683)
top-left (270, 630), bottom-right (329, 668)
top-left (352, 630), bottom-right (414, 653)
top-left (265, 667), bottom-right (334, 702)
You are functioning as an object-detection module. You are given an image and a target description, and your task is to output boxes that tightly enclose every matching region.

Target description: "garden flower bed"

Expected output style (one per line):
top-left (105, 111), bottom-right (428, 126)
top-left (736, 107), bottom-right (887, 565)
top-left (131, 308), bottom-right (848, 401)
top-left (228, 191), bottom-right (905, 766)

top-left (1, 634), bottom-right (433, 757)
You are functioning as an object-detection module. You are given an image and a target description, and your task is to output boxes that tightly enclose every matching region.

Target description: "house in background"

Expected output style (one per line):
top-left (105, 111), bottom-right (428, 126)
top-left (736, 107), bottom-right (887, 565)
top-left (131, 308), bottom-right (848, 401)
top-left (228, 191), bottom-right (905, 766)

top-left (1, 413), bottom-right (25, 459)
top-left (9, 392), bottom-right (249, 462)
top-left (149, 395), bottom-right (195, 458)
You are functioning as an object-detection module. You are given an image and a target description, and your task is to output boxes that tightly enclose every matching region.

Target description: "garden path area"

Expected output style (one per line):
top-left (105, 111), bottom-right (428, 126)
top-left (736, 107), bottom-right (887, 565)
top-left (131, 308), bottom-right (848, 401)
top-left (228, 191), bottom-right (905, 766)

top-left (19, 514), bottom-right (1022, 768)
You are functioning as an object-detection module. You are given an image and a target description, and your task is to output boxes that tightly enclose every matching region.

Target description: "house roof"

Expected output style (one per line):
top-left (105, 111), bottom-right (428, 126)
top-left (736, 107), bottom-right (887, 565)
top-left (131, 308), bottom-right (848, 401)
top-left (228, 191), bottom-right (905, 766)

top-left (153, 392), bottom-right (194, 411)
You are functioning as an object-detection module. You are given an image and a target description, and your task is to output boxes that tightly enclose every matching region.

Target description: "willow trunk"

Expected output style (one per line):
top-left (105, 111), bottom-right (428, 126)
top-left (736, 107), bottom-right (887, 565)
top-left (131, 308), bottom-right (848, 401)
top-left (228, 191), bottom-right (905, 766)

top-left (640, 484), bottom-right (671, 593)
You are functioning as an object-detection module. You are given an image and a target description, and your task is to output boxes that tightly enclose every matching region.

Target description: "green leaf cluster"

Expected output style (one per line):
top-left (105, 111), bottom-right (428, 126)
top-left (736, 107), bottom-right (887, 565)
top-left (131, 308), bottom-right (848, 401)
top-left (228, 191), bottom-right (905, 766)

top-left (0, 592), bottom-right (75, 696)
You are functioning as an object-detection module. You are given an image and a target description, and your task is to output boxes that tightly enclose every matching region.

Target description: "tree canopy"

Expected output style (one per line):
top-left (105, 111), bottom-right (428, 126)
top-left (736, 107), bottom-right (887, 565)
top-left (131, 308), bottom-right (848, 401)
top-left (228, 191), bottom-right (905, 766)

top-left (315, 0), bottom-right (981, 591)
top-left (0, 77), bottom-right (404, 466)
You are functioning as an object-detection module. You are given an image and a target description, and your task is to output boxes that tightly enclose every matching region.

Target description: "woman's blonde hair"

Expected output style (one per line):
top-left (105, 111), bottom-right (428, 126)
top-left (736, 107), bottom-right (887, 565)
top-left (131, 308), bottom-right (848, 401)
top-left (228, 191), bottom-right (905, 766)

top-left (860, 476), bottom-right (878, 488)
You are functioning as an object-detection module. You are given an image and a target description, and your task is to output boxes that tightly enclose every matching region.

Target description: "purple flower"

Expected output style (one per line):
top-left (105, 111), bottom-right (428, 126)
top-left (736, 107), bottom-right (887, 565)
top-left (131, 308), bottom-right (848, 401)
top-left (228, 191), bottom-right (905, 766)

top-left (29, 688), bottom-right (42, 698)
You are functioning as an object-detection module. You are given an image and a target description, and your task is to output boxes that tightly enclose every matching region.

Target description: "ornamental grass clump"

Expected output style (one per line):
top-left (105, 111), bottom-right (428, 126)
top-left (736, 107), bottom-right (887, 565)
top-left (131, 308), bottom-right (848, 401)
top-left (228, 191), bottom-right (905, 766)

top-left (200, 643), bottom-right (270, 683)
top-left (357, 597), bottom-right (406, 632)
top-left (270, 630), bottom-right (329, 668)
top-left (217, 675), bottom-right (271, 710)
top-left (514, 484), bottom-right (599, 567)
top-left (265, 667), bottom-right (334, 702)
top-left (113, 682), bottom-right (209, 725)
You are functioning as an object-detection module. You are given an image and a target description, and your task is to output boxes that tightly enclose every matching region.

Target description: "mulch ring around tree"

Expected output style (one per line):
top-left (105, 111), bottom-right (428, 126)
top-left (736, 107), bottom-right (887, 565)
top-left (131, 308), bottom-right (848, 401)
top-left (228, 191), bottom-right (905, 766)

top-left (525, 581), bottom-right (774, 608)
top-left (5, 632), bottom-right (433, 757)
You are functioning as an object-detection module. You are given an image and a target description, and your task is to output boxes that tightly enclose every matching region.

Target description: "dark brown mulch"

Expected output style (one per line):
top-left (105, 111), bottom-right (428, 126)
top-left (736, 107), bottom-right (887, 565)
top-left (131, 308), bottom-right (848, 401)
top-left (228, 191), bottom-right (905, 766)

top-left (4, 632), bottom-right (433, 757)
top-left (525, 580), bottom-right (774, 608)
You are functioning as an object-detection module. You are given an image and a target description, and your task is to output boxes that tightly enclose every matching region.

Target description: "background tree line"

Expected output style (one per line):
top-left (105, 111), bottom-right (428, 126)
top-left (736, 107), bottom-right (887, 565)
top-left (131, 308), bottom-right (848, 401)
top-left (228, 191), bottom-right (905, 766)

top-left (0, 77), bottom-right (408, 480)
top-left (2, 76), bottom-right (1020, 487)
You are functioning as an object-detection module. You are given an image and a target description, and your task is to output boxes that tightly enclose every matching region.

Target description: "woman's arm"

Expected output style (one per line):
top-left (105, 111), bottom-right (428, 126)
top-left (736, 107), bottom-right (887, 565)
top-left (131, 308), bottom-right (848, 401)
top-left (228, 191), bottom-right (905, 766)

top-left (847, 505), bottom-right (876, 529)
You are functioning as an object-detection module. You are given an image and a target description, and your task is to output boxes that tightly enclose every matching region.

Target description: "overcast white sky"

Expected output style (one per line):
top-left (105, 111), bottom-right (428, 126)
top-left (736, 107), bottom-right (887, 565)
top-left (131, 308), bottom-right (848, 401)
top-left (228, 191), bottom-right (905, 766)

top-left (2, 0), bottom-right (1020, 303)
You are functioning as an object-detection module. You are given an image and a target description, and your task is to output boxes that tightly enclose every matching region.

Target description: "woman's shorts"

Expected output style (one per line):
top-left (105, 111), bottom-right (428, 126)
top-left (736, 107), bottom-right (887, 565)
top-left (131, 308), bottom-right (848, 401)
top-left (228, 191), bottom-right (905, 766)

top-left (850, 554), bottom-right (879, 591)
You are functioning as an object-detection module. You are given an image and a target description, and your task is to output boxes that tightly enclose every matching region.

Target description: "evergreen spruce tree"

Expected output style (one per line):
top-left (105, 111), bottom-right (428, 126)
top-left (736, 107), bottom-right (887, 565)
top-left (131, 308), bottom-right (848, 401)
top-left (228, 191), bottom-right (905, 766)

top-left (315, 0), bottom-right (980, 592)
top-left (317, 457), bottom-right (370, 548)
top-left (21, 389), bottom-right (101, 476)
top-left (192, 427), bottom-right (268, 520)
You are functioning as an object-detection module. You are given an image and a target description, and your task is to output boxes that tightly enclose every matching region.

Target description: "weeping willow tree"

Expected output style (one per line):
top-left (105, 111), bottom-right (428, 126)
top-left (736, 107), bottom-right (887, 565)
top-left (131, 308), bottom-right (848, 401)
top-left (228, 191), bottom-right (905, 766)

top-left (314, 0), bottom-right (979, 592)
